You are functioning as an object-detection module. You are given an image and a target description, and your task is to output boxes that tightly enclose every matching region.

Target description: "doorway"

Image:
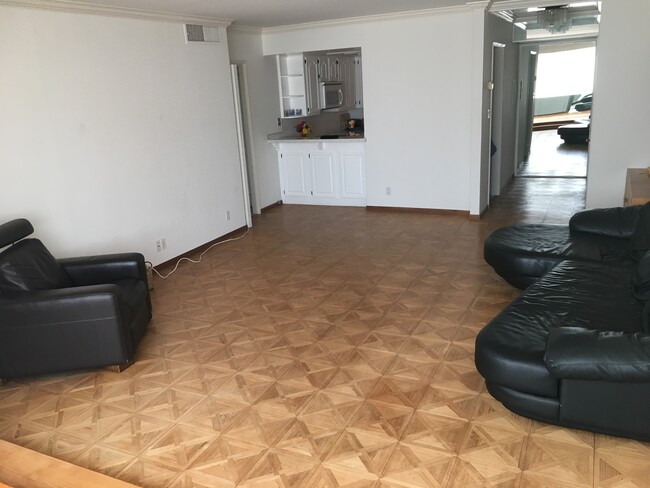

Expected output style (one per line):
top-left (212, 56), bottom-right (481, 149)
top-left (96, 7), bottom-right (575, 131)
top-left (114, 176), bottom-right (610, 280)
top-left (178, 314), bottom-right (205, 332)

top-left (514, 41), bottom-right (595, 179)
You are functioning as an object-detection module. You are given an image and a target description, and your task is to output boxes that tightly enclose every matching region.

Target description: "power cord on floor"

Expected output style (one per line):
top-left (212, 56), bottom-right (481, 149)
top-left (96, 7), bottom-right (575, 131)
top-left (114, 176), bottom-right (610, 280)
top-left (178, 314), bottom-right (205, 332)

top-left (145, 228), bottom-right (250, 280)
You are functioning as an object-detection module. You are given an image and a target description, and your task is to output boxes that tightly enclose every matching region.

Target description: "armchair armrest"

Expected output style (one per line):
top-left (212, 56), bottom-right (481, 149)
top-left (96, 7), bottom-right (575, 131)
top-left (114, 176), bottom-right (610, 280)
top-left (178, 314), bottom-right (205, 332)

top-left (0, 284), bottom-right (127, 324)
top-left (569, 206), bottom-right (641, 239)
top-left (58, 252), bottom-right (147, 286)
top-left (0, 286), bottom-right (133, 377)
top-left (545, 327), bottom-right (650, 382)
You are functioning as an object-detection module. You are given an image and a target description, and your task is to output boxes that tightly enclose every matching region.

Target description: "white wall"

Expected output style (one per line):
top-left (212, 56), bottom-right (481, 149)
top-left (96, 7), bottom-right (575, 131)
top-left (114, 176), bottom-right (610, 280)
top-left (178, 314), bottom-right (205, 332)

top-left (0, 6), bottom-right (246, 266)
top-left (263, 9), bottom-right (476, 211)
top-left (227, 27), bottom-right (283, 210)
top-left (587, 1), bottom-right (650, 208)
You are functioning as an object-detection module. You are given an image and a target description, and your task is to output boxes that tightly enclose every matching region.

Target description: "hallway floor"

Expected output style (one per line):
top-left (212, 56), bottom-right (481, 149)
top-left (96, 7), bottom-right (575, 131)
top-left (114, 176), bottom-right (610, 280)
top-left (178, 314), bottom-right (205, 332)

top-left (518, 130), bottom-right (588, 178)
top-left (2, 179), bottom-right (648, 488)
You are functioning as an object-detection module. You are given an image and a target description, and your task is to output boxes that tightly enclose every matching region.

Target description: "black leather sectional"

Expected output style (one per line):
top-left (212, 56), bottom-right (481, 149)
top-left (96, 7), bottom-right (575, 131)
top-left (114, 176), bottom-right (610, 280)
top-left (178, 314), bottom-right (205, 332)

top-left (478, 203), bottom-right (650, 440)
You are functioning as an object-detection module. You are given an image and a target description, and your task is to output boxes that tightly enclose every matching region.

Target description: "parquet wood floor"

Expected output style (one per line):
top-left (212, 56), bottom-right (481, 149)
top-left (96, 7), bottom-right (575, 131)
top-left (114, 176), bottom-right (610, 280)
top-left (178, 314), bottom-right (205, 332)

top-left (2, 178), bottom-right (648, 487)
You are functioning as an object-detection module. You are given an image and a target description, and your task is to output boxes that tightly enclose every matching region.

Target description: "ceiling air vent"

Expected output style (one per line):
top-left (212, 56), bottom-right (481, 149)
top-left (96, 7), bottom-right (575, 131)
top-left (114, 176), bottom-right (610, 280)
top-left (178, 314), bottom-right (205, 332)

top-left (185, 24), bottom-right (221, 43)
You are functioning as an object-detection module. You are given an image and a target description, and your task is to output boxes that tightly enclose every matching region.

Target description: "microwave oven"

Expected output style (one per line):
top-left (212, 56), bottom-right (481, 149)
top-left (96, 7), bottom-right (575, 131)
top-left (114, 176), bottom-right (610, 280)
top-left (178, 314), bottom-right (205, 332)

top-left (319, 82), bottom-right (344, 110)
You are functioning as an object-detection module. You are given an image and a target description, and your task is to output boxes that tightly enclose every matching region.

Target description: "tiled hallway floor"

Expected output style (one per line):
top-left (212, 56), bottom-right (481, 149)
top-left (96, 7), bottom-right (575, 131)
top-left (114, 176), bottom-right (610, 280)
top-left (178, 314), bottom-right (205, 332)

top-left (1, 179), bottom-right (648, 488)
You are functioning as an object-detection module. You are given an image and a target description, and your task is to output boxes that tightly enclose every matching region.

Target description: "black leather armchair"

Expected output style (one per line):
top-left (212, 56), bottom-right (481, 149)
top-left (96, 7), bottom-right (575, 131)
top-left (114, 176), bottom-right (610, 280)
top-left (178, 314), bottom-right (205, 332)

top-left (0, 218), bottom-right (151, 379)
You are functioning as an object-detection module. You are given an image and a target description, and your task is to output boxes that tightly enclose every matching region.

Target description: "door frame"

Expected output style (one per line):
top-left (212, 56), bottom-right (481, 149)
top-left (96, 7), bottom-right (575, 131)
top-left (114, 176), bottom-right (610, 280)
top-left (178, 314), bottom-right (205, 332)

top-left (488, 42), bottom-right (506, 200)
top-left (230, 64), bottom-right (253, 228)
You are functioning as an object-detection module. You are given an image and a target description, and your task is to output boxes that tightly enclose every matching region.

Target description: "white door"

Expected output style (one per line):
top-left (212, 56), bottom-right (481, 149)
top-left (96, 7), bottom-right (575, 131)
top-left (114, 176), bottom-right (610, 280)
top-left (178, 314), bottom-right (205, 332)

top-left (311, 152), bottom-right (338, 198)
top-left (281, 151), bottom-right (311, 198)
top-left (340, 153), bottom-right (365, 198)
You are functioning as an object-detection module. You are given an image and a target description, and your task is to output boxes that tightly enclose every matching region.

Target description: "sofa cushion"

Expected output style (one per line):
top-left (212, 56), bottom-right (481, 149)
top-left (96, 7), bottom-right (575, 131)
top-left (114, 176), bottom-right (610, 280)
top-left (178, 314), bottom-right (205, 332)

top-left (630, 203), bottom-right (650, 260)
top-left (484, 224), bottom-right (633, 289)
top-left (632, 250), bottom-right (650, 301)
top-left (545, 327), bottom-right (650, 382)
top-left (475, 260), bottom-right (644, 398)
top-left (569, 205), bottom-right (641, 239)
top-left (0, 239), bottom-right (72, 294)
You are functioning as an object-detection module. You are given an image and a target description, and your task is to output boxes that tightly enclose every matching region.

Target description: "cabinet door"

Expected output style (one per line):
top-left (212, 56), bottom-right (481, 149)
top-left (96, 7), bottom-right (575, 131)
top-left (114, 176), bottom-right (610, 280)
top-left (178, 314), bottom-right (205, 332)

top-left (310, 152), bottom-right (338, 198)
top-left (340, 152), bottom-right (365, 198)
top-left (327, 56), bottom-right (340, 82)
top-left (340, 57), bottom-right (355, 110)
top-left (304, 54), bottom-right (321, 116)
top-left (317, 56), bottom-right (329, 82)
top-left (354, 56), bottom-right (363, 108)
top-left (280, 151), bottom-right (311, 198)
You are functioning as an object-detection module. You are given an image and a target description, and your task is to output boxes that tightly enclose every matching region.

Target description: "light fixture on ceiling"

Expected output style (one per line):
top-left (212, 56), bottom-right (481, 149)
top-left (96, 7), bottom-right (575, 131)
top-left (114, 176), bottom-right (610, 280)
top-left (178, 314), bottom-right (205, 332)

top-left (538, 6), bottom-right (571, 34)
top-left (507, 2), bottom-right (601, 41)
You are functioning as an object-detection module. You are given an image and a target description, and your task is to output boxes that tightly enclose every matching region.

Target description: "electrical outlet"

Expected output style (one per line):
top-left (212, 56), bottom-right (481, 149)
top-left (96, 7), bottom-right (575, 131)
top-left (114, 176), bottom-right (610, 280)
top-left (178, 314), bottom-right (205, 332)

top-left (226, 210), bottom-right (231, 221)
top-left (161, 238), bottom-right (167, 250)
top-left (155, 240), bottom-right (162, 252)
top-left (386, 186), bottom-right (391, 196)
top-left (277, 117), bottom-right (281, 126)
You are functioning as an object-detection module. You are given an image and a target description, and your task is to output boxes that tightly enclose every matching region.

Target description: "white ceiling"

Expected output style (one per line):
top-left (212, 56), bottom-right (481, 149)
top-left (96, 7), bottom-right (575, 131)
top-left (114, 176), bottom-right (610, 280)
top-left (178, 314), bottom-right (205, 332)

top-left (59, 0), bottom-right (473, 27)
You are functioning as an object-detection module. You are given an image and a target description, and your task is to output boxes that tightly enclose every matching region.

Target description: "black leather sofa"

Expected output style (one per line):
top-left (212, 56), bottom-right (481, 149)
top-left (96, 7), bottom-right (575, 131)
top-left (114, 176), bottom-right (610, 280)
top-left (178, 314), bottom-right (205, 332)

top-left (0, 218), bottom-right (151, 379)
top-left (478, 204), bottom-right (650, 441)
top-left (484, 203), bottom-right (649, 289)
top-left (557, 120), bottom-right (590, 144)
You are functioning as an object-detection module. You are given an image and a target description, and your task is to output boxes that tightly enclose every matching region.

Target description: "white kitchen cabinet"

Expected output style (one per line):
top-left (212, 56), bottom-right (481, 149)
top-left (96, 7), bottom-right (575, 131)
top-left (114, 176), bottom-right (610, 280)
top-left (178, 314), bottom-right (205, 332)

top-left (311, 152), bottom-right (338, 198)
top-left (303, 53), bottom-right (321, 117)
top-left (275, 141), bottom-right (365, 206)
top-left (340, 151), bottom-right (365, 198)
top-left (280, 150), bottom-right (311, 197)
top-left (326, 56), bottom-right (340, 82)
top-left (276, 54), bottom-right (307, 118)
top-left (354, 55), bottom-right (364, 108)
top-left (276, 51), bottom-right (363, 117)
top-left (338, 56), bottom-right (356, 110)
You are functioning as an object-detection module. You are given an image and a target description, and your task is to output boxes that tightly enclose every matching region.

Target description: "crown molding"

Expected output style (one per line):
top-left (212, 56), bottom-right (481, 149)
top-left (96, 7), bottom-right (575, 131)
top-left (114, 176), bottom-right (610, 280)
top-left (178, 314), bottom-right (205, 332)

top-left (227, 24), bottom-right (263, 34)
top-left (262, 4), bottom-right (472, 34)
top-left (485, 0), bottom-right (591, 11)
top-left (0, 0), bottom-right (232, 27)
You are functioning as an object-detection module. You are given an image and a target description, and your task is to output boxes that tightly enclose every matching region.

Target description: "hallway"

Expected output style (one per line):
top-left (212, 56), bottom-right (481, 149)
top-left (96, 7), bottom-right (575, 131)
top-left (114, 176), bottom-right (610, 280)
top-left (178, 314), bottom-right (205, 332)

top-left (487, 176), bottom-right (586, 226)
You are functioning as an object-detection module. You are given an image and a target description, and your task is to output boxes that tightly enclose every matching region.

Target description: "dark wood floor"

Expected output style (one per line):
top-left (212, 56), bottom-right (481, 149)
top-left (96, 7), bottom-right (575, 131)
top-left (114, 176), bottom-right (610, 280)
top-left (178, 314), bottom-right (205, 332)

top-left (518, 130), bottom-right (588, 178)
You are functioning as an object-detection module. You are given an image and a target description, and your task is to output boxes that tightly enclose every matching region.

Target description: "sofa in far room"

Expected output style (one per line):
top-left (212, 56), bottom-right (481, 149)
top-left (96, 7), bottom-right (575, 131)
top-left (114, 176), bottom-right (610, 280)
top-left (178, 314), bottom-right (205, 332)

top-left (557, 119), bottom-right (590, 144)
top-left (477, 203), bottom-right (650, 441)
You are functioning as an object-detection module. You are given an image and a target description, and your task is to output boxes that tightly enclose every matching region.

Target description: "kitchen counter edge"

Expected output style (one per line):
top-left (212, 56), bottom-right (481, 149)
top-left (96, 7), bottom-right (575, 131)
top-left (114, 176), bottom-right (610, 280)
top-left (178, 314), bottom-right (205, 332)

top-left (267, 135), bottom-right (366, 143)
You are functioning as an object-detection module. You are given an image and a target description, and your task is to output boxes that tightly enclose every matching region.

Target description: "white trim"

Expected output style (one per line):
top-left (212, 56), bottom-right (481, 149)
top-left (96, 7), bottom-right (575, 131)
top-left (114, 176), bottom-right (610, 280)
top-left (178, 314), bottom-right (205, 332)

top-left (486, 0), bottom-right (598, 11)
top-left (231, 65), bottom-right (253, 228)
top-left (0, 0), bottom-right (232, 27)
top-left (262, 5), bottom-right (472, 34)
top-left (228, 24), bottom-right (263, 34)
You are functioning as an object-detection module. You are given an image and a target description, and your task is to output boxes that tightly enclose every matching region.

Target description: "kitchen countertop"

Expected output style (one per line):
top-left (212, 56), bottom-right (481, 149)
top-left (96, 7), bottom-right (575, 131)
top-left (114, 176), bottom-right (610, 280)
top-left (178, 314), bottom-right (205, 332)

top-left (268, 132), bottom-right (365, 143)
